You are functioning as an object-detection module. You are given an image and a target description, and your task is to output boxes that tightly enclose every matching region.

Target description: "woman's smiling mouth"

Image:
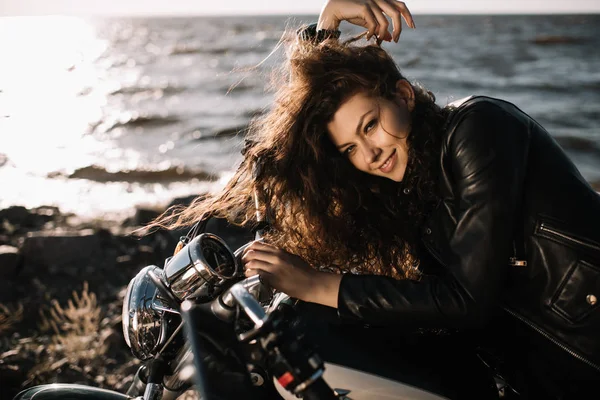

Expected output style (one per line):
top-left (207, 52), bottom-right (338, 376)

top-left (379, 149), bottom-right (397, 173)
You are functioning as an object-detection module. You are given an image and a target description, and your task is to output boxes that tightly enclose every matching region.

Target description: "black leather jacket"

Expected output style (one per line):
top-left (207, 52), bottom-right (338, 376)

top-left (336, 96), bottom-right (600, 378)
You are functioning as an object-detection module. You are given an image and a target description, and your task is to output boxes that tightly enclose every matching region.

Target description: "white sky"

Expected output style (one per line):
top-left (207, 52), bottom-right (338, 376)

top-left (1, 0), bottom-right (600, 16)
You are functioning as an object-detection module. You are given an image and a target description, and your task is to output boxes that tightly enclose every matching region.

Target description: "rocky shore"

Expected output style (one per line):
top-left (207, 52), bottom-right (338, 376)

top-left (0, 196), bottom-right (248, 399)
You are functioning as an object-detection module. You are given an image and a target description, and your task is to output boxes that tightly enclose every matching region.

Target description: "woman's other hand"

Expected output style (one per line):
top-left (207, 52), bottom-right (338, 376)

top-left (318, 0), bottom-right (415, 43)
top-left (242, 241), bottom-right (342, 308)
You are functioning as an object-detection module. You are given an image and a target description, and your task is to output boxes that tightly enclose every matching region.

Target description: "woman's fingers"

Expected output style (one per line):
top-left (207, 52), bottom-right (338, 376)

top-left (244, 268), bottom-right (274, 284)
top-left (319, 0), bottom-right (415, 43)
top-left (347, 5), bottom-right (379, 41)
top-left (368, 1), bottom-right (392, 41)
top-left (390, 0), bottom-right (415, 29)
top-left (375, 0), bottom-right (402, 42)
top-left (242, 248), bottom-right (281, 265)
top-left (247, 240), bottom-right (277, 251)
top-left (364, 6), bottom-right (380, 41)
top-left (244, 258), bottom-right (275, 273)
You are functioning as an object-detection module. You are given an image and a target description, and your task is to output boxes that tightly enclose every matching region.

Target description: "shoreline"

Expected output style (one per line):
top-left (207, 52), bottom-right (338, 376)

top-left (0, 199), bottom-right (194, 398)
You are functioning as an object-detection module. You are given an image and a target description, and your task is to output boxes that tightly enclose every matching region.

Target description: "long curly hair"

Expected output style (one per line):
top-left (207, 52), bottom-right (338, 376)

top-left (149, 32), bottom-right (450, 279)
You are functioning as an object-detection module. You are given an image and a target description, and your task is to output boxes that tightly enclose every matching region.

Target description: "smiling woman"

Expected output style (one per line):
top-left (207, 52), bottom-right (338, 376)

top-left (148, 1), bottom-right (600, 398)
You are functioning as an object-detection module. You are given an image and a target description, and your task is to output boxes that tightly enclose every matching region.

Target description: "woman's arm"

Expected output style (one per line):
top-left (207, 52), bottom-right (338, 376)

top-left (242, 241), bottom-right (342, 307)
top-left (316, 0), bottom-right (415, 42)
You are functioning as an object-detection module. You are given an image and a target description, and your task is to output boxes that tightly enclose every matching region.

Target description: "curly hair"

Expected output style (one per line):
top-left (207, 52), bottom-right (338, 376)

top-left (149, 31), bottom-right (450, 279)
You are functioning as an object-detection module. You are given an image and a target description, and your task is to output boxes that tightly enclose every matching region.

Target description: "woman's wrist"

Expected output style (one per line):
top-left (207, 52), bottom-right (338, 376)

top-left (305, 270), bottom-right (342, 308)
top-left (317, 3), bottom-right (340, 31)
top-left (317, 16), bottom-right (340, 31)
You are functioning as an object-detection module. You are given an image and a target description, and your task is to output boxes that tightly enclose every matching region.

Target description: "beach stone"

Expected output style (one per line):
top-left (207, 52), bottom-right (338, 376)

top-left (121, 208), bottom-right (161, 228)
top-left (20, 230), bottom-right (103, 273)
top-left (0, 245), bottom-right (20, 276)
top-left (0, 206), bottom-right (31, 228)
top-left (166, 194), bottom-right (204, 209)
top-left (0, 206), bottom-right (59, 233)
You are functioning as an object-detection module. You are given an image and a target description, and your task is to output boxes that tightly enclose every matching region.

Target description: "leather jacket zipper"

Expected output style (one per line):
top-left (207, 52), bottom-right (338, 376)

top-left (503, 307), bottom-right (600, 373)
top-left (423, 236), bottom-right (600, 372)
top-left (509, 240), bottom-right (527, 267)
top-left (539, 222), bottom-right (600, 253)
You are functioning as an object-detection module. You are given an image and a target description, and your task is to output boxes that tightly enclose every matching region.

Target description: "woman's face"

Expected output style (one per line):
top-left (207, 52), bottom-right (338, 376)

top-left (327, 80), bottom-right (414, 182)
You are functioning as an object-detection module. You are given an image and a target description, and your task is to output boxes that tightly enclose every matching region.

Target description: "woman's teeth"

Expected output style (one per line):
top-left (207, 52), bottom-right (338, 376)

top-left (380, 150), bottom-right (395, 172)
top-left (381, 157), bottom-right (392, 169)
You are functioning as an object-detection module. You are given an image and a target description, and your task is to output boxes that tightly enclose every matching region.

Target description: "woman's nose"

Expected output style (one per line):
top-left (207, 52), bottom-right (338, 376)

top-left (361, 142), bottom-right (382, 165)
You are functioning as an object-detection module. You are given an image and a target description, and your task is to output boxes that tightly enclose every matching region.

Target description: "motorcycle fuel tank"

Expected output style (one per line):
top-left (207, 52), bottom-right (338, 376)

top-left (274, 362), bottom-right (449, 400)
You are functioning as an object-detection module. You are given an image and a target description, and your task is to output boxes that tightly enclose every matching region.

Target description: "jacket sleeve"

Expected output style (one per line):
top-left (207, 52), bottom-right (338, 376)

top-left (336, 101), bottom-right (530, 328)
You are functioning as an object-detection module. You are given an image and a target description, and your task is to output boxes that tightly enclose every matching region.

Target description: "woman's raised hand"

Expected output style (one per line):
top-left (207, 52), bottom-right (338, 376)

top-left (318, 0), bottom-right (415, 43)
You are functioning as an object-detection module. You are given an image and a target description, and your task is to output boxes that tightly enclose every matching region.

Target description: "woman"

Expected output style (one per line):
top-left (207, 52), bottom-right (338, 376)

top-left (152, 1), bottom-right (600, 398)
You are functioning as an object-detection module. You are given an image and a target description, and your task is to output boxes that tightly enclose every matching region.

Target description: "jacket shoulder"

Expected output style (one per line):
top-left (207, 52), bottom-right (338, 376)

top-left (446, 96), bottom-right (519, 126)
top-left (443, 96), bottom-right (527, 146)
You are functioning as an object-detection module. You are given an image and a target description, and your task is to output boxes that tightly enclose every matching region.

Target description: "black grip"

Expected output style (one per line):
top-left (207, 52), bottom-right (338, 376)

top-left (297, 23), bottom-right (340, 43)
top-left (300, 377), bottom-right (338, 400)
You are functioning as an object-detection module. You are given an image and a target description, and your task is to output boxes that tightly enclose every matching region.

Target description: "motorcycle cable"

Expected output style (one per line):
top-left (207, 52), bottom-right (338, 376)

top-left (254, 306), bottom-right (338, 400)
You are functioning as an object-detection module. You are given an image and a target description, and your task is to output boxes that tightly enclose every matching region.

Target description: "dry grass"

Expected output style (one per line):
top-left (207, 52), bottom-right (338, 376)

top-left (39, 281), bottom-right (102, 346)
top-left (26, 281), bottom-right (109, 385)
top-left (0, 302), bottom-right (24, 334)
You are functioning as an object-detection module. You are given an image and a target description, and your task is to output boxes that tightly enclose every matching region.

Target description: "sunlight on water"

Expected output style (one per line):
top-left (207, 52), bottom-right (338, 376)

top-left (0, 15), bottom-right (598, 217)
top-left (0, 16), bottom-right (110, 172)
top-left (0, 16), bottom-right (217, 217)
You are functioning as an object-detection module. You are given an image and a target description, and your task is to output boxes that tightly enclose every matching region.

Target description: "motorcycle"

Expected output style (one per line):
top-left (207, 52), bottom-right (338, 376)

top-left (13, 158), bottom-right (502, 400)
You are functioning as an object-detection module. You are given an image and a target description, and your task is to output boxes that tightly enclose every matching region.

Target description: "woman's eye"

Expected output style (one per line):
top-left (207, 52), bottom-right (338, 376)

top-left (364, 119), bottom-right (377, 133)
top-left (343, 145), bottom-right (356, 157)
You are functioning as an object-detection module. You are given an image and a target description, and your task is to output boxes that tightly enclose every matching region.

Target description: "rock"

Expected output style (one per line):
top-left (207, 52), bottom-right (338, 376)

top-left (20, 230), bottom-right (102, 272)
top-left (0, 206), bottom-right (61, 234)
top-left (0, 245), bottom-right (20, 277)
top-left (0, 206), bottom-right (31, 228)
top-left (166, 194), bottom-right (205, 209)
top-left (121, 208), bottom-right (161, 228)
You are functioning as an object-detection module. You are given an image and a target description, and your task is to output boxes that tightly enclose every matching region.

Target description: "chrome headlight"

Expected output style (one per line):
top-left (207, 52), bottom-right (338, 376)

top-left (163, 233), bottom-right (238, 301)
top-left (122, 265), bottom-right (170, 360)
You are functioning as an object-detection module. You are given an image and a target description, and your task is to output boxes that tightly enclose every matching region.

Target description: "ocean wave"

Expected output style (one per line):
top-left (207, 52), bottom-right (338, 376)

top-left (48, 165), bottom-right (218, 183)
top-left (555, 136), bottom-right (600, 156)
top-left (110, 85), bottom-right (184, 96)
top-left (188, 125), bottom-right (249, 140)
top-left (169, 44), bottom-right (209, 55)
top-left (243, 109), bottom-right (265, 119)
top-left (530, 35), bottom-right (587, 45)
top-left (169, 43), bottom-right (268, 56)
top-left (169, 44), bottom-right (231, 56)
top-left (225, 82), bottom-right (258, 93)
top-left (104, 114), bottom-right (181, 131)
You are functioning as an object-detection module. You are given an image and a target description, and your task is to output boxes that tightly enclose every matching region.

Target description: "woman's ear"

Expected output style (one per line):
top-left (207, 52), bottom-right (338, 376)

top-left (394, 79), bottom-right (415, 112)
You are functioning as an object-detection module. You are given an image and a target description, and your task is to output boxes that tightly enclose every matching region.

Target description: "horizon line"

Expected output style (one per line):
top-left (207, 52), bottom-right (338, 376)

top-left (0, 10), bottom-right (600, 18)
top-left (2, 11), bottom-right (600, 18)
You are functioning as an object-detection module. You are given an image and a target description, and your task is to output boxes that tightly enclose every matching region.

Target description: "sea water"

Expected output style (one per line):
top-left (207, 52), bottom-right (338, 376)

top-left (0, 14), bottom-right (598, 218)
